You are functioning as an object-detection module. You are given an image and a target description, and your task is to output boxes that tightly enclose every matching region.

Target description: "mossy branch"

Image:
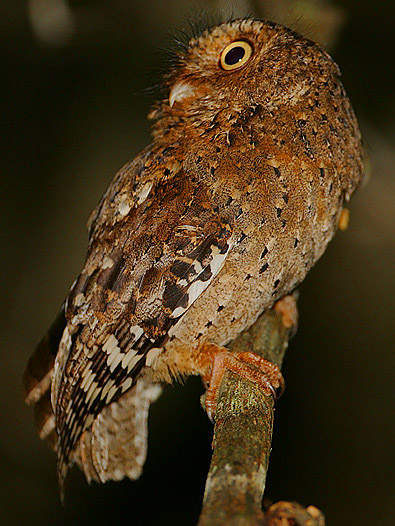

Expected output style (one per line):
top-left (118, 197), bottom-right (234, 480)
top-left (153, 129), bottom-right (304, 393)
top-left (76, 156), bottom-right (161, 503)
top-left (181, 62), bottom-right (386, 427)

top-left (197, 295), bottom-right (324, 526)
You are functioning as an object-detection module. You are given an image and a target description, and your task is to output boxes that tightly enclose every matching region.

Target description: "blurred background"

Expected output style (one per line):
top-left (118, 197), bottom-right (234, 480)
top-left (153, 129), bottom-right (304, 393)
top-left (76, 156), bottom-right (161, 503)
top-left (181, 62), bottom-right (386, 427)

top-left (1, 0), bottom-right (394, 524)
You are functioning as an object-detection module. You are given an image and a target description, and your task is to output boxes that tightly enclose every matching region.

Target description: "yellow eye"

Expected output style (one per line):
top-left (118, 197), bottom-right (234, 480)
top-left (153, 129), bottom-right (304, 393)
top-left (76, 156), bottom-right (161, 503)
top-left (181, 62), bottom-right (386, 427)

top-left (219, 40), bottom-right (253, 71)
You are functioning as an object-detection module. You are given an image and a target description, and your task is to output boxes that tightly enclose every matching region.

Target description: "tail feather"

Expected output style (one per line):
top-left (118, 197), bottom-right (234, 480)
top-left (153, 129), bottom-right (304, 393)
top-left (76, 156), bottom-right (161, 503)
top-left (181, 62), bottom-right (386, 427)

top-left (33, 390), bottom-right (56, 440)
top-left (24, 305), bottom-right (163, 497)
top-left (23, 306), bottom-right (66, 456)
top-left (23, 306), bottom-right (66, 405)
top-left (73, 377), bottom-right (162, 483)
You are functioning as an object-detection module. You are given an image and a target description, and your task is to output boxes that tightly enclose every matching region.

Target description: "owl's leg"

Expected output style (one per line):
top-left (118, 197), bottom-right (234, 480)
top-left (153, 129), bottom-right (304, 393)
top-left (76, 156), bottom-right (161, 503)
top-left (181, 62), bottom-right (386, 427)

top-left (199, 344), bottom-right (284, 422)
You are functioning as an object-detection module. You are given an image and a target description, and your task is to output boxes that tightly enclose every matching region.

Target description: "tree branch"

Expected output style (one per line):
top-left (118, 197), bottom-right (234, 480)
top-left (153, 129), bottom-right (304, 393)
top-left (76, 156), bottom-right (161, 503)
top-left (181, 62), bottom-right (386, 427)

top-left (198, 296), bottom-right (297, 526)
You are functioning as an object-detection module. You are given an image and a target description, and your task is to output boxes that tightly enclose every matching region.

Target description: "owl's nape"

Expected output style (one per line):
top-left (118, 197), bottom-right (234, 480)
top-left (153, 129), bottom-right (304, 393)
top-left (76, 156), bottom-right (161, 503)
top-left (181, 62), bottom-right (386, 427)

top-left (23, 16), bottom-right (363, 499)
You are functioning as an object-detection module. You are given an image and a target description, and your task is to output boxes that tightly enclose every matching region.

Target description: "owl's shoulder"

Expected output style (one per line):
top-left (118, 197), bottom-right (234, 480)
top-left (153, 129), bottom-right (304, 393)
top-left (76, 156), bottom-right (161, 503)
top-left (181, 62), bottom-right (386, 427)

top-left (87, 143), bottom-right (185, 243)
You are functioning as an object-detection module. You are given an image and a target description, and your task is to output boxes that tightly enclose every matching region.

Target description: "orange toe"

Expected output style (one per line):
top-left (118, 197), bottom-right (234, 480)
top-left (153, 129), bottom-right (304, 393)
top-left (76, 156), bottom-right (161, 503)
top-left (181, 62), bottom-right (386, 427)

top-left (203, 349), bottom-right (284, 422)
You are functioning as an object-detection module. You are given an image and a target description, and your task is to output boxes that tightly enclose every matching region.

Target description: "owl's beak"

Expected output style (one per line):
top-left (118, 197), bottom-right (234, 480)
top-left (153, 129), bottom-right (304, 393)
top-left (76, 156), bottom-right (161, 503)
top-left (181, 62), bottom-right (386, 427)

top-left (169, 80), bottom-right (196, 107)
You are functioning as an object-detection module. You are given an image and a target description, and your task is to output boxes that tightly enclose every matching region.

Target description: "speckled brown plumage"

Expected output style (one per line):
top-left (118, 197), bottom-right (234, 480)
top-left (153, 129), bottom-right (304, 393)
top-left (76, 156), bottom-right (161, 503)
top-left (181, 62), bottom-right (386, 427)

top-left (23, 18), bottom-right (363, 495)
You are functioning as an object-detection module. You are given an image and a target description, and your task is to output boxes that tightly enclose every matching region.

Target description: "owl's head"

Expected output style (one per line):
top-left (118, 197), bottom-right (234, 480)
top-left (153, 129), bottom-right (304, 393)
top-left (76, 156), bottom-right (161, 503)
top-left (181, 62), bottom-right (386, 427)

top-left (152, 18), bottom-right (340, 131)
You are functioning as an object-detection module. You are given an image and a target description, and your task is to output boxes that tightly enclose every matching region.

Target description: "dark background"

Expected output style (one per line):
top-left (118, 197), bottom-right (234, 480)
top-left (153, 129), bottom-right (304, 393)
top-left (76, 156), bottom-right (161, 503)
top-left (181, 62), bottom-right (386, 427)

top-left (1, 1), bottom-right (394, 524)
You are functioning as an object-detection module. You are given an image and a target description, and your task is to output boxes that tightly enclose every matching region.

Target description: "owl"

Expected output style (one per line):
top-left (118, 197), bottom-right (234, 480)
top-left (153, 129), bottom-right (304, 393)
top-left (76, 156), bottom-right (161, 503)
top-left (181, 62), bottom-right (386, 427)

top-left (23, 18), bottom-right (363, 496)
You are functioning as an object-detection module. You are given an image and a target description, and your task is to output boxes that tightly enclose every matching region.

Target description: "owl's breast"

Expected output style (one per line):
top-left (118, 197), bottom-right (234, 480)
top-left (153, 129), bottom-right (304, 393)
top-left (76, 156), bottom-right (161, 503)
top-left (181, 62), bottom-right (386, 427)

top-left (151, 155), bottom-right (343, 380)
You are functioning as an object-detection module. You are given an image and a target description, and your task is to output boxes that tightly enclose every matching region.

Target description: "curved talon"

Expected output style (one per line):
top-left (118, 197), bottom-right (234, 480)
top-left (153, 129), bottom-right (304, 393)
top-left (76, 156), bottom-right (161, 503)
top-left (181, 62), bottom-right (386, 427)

top-left (264, 373), bottom-right (285, 402)
top-left (274, 376), bottom-right (286, 401)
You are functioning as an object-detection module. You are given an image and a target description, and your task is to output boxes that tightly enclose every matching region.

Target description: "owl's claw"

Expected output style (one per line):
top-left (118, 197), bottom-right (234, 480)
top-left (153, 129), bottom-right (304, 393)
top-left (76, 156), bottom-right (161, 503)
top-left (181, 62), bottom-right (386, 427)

top-left (203, 349), bottom-right (284, 422)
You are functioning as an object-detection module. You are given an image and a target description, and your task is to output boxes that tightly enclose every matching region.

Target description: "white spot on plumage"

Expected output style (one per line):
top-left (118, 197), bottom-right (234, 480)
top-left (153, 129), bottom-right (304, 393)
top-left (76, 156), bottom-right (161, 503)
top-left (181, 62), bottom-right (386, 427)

top-left (170, 241), bottom-right (232, 319)
top-left (168, 317), bottom-right (182, 338)
top-left (126, 354), bottom-right (141, 372)
top-left (106, 385), bottom-right (118, 403)
top-left (102, 256), bottom-right (114, 269)
top-left (192, 260), bottom-right (203, 274)
top-left (266, 237), bottom-right (276, 251)
top-left (145, 347), bottom-right (162, 367)
top-left (103, 334), bottom-right (120, 355)
top-left (169, 79), bottom-right (196, 107)
top-left (100, 382), bottom-right (113, 401)
top-left (136, 182), bottom-right (153, 205)
top-left (80, 369), bottom-right (96, 391)
top-left (208, 245), bottom-right (230, 275)
top-left (108, 350), bottom-right (124, 373)
top-left (104, 326), bottom-right (144, 372)
top-left (130, 325), bottom-right (144, 340)
top-left (121, 377), bottom-right (133, 392)
top-left (121, 349), bottom-right (138, 369)
top-left (184, 279), bottom-right (209, 307)
top-left (85, 379), bottom-right (100, 404)
top-left (171, 305), bottom-right (187, 318)
top-left (118, 199), bottom-right (131, 217)
top-left (73, 293), bottom-right (85, 307)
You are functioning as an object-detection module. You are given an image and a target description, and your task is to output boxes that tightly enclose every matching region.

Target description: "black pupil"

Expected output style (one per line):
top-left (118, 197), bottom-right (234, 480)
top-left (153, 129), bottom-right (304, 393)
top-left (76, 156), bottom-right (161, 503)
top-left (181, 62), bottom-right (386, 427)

top-left (225, 46), bottom-right (246, 65)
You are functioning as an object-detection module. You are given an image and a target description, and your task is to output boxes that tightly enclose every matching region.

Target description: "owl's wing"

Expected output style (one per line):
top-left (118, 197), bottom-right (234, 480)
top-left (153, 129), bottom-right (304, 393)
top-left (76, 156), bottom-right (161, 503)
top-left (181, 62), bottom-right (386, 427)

top-left (51, 168), bottom-right (233, 494)
top-left (23, 149), bottom-right (167, 445)
top-left (86, 143), bottom-right (182, 243)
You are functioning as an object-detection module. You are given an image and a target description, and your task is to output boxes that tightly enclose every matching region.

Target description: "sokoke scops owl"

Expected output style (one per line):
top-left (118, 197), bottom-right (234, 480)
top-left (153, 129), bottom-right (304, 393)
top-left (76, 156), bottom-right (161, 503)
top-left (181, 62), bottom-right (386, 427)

top-left (23, 18), bottom-right (364, 496)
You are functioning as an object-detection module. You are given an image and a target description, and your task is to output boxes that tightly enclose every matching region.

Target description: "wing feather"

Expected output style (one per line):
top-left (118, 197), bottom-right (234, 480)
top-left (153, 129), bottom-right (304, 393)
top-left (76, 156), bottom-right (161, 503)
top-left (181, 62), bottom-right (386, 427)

top-left (54, 168), bottom-right (234, 493)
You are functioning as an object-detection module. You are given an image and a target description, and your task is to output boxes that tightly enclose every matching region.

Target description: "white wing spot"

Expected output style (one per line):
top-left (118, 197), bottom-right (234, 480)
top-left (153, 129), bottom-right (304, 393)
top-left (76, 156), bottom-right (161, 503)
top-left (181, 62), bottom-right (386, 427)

top-left (171, 306), bottom-right (187, 318)
top-left (184, 279), bottom-right (209, 307)
top-left (85, 380), bottom-right (101, 405)
top-left (121, 349), bottom-right (138, 369)
top-left (126, 354), bottom-right (141, 372)
top-left (136, 182), bottom-right (153, 205)
top-left (121, 377), bottom-right (133, 392)
top-left (102, 256), bottom-right (114, 269)
top-left (107, 350), bottom-right (124, 373)
top-left (118, 199), bottom-right (131, 217)
top-left (145, 347), bottom-right (162, 367)
top-left (208, 246), bottom-right (229, 275)
top-left (103, 334), bottom-right (120, 355)
top-left (169, 241), bottom-right (233, 319)
top-left (73, 293), bottom-right (85, 307)
top-left (130, 325), bottom-right (144, 340)
top-left (192, 260), bottom-right (203, 274)
top-left (80, 369), bottom-right (97, 392)
top-left (106, 385), bottom-right (118, 403)
top-left (100, 382), bottom-right (113, 401)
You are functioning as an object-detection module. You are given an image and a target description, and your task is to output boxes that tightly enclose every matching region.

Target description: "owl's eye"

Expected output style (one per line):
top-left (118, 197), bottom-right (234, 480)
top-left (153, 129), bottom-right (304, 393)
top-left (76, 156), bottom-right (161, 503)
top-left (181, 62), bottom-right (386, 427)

top-left (220, 41), bottom-right (253, 71)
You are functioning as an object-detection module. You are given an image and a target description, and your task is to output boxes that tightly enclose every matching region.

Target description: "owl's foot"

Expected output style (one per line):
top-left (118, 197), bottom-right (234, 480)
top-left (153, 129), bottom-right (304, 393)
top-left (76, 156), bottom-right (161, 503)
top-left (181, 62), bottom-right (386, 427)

top-left (200, 346), bottom-right (284, 422)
